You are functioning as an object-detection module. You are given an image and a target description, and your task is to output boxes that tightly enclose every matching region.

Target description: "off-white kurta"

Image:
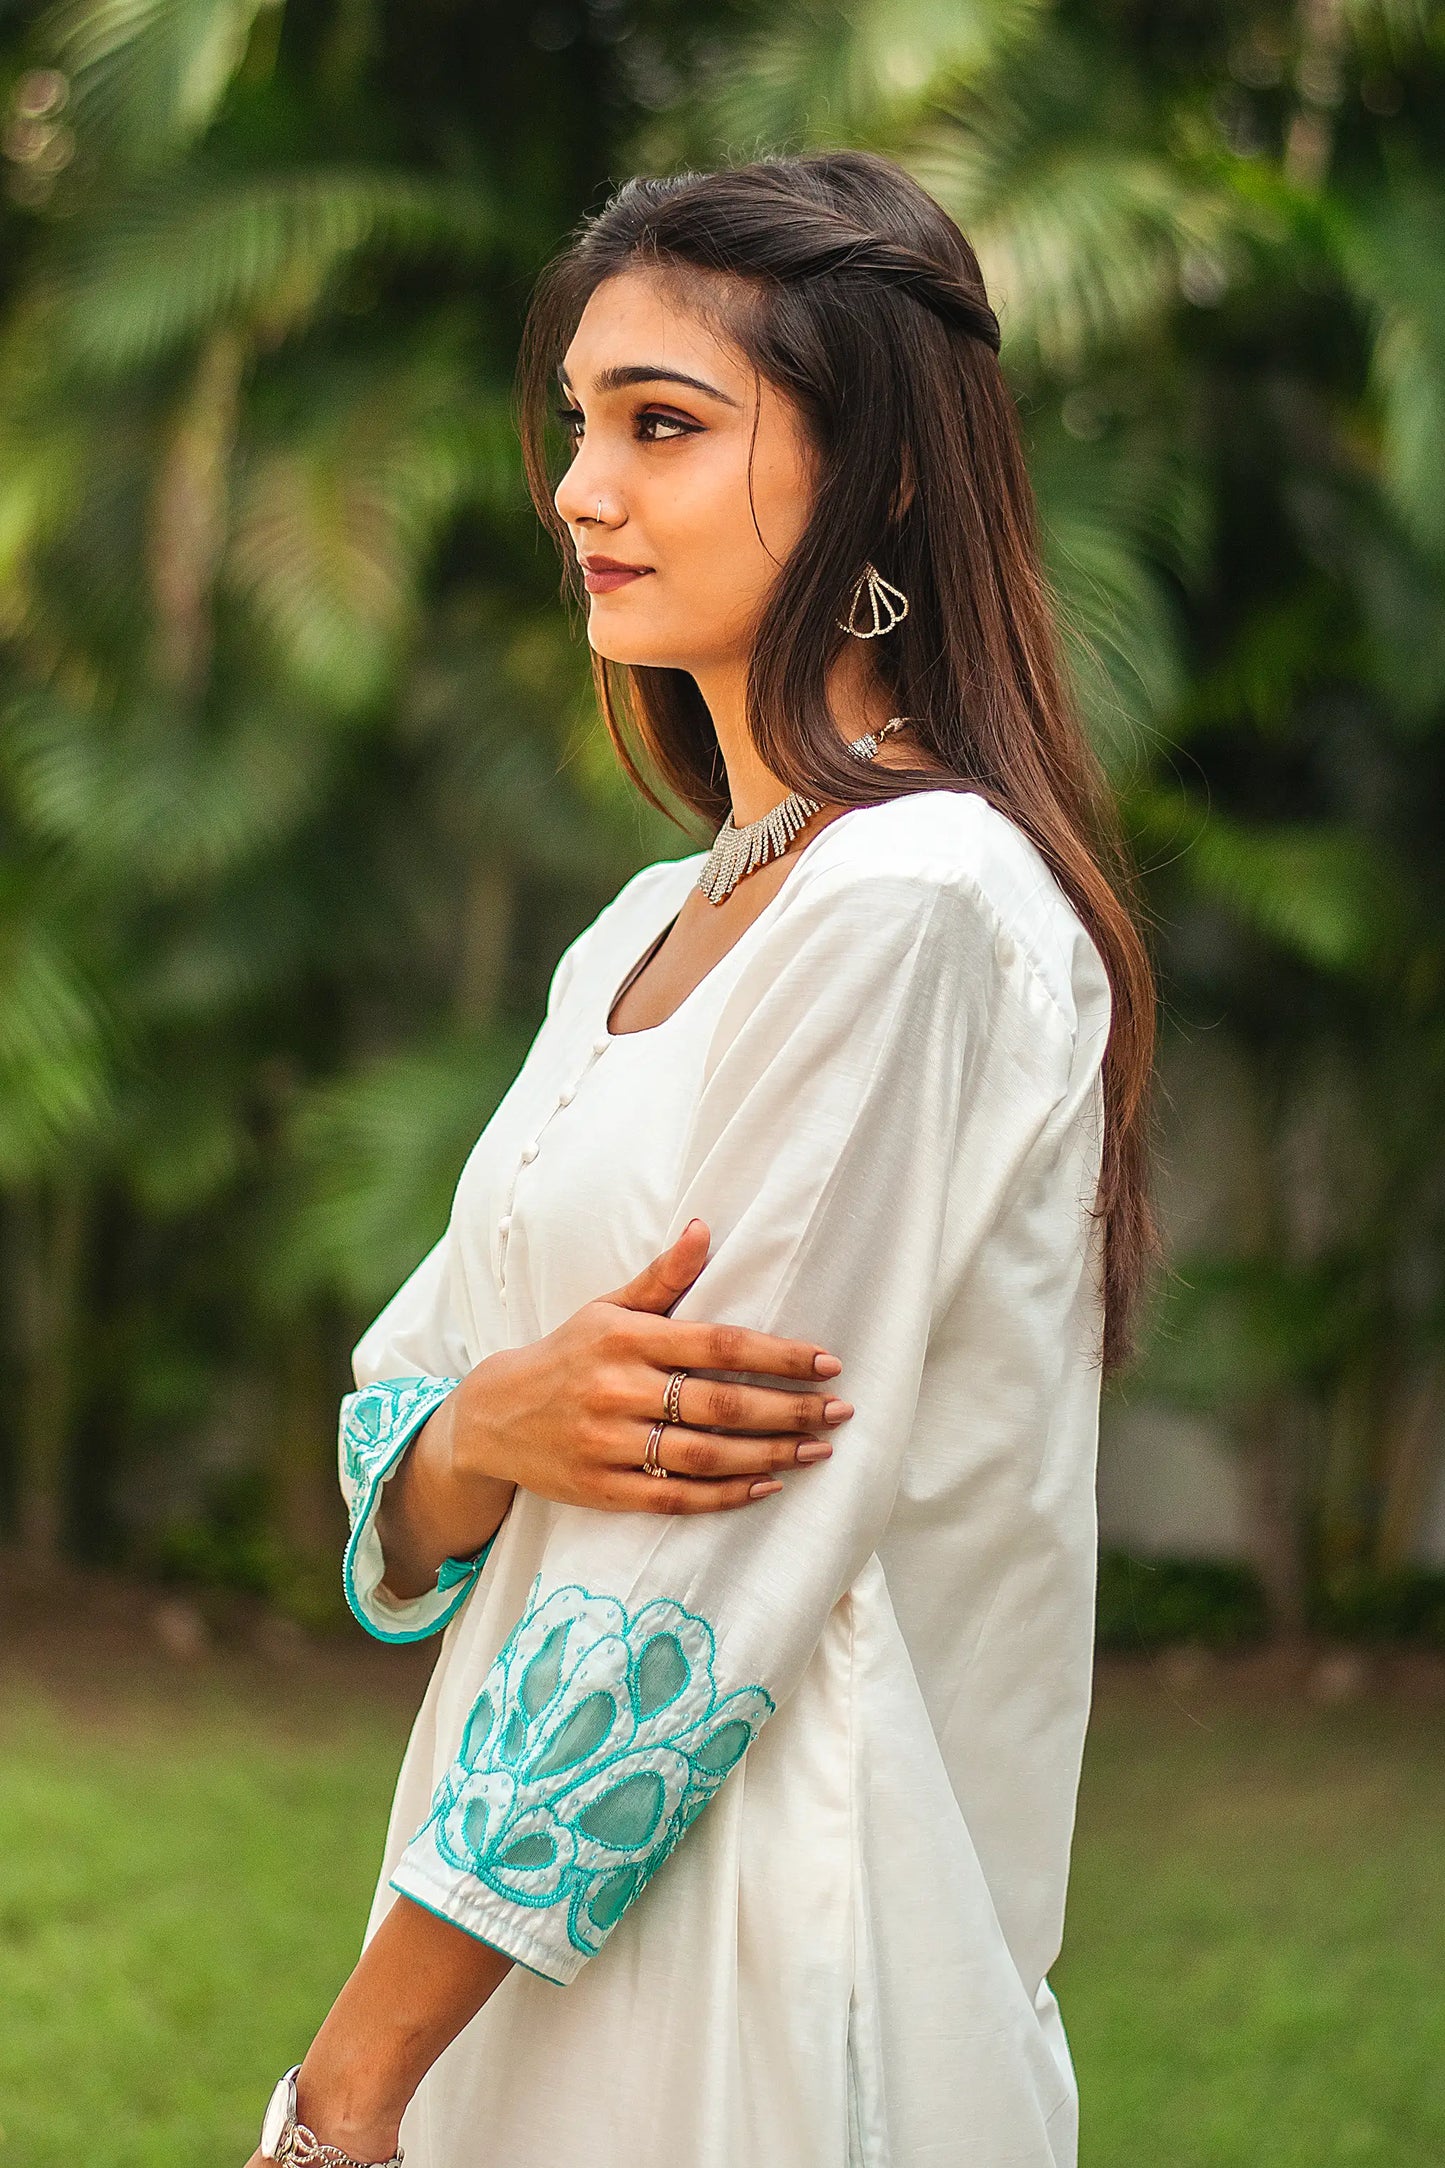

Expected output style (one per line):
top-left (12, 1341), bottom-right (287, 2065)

top-left (337, 786), bottom-right (1112, 2168)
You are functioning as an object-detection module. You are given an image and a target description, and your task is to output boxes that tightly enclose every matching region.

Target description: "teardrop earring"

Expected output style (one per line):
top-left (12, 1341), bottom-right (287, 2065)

top-left (838, 562), bottom-right (910, 639)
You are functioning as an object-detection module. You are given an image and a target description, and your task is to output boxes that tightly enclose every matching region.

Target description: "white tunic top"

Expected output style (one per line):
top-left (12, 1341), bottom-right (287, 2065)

top-left (339, 786), bottom-right (1112, 2168)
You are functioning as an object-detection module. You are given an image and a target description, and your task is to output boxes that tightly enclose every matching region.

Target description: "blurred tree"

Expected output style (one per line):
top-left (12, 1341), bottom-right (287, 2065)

top-left (0, 0), bottom-right (700, 1586)
top-left (0, 0), bottom-right (1442, 1638)
top-left (639, 0), bottom-right (1445, 1632)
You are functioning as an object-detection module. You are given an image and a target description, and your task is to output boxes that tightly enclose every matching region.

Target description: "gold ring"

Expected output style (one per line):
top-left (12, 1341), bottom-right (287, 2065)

top-left (664, 1369), bottom-right (687, 1424)
top-left (642, 1419), bottom-right (670, 1479)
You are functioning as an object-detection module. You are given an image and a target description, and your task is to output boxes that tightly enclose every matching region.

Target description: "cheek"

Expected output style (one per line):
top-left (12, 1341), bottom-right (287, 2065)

top-left (655, 443), bottom-right (751, 543)
top-left (668, 441), bottom-right (807, 591)
top-left (620, 460), bottom-right (764, 631)
top-left (741, 432), bottom-right (813, 568)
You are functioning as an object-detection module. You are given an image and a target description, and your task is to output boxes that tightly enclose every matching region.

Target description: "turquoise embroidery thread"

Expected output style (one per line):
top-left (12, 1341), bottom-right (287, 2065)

top-left (408, 1580), bottom-right (775, 1958)
top-left (340, 1376), bottom-right (460, 1509)
top-left (340, 1376), bottom-right (492, 1641)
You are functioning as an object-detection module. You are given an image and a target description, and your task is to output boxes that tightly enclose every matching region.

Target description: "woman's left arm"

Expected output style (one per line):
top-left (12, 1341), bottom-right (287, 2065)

top-left (245, 1897), bottom-right (512, 2166)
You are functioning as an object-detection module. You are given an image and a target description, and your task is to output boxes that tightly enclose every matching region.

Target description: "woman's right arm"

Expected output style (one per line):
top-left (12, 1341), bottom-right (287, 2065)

top-left (373, 1214), bottom-right (849, 1603)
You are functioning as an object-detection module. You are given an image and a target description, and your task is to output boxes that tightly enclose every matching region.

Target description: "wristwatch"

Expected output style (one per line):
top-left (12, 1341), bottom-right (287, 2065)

top-left (259, 2064), bottom-right (405, 2167)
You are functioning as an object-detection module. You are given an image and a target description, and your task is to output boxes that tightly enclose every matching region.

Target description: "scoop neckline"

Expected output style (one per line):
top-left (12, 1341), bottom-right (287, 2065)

top-left (600, 785), bottom-right (969, 1043)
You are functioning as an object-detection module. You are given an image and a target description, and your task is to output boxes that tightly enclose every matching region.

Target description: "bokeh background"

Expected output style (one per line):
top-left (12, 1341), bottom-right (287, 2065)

top-left (1, 1), bottom-right (1443, 2161)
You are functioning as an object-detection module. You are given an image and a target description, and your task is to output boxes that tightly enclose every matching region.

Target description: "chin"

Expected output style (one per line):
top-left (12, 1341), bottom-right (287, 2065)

top-left (587, 627), bottom-right (700, 669)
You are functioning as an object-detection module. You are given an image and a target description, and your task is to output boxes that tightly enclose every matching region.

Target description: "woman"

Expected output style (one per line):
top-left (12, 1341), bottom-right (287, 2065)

top-left (248, 149), bottom-right (1158, 2168)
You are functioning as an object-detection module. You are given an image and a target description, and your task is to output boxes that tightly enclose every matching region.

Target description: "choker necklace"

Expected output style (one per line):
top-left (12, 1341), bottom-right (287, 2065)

top-left (696, 717), bottom-right (913, 905)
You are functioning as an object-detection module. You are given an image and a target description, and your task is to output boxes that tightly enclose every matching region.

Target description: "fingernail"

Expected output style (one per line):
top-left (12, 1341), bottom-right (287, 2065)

top-left (823, 1399), bottom-right (853, 1424)
top-left (813, 1353), bottom-right (843, 1376)
top-left (796, 1440), bottom-right (832, 1464)
top-left (749, 1480), bottom-right (783, 1498)
top-left (684, 1218), bottom-right (703, 1235)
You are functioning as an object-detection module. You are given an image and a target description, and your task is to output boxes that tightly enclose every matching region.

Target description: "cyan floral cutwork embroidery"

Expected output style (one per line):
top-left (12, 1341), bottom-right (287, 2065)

top-left (340, 1376), bottom-right (461, 1522)
top-left (339, 1375), bottom-right (492, 1642)
top-left (401, 1580), bottom-right (775, 1959)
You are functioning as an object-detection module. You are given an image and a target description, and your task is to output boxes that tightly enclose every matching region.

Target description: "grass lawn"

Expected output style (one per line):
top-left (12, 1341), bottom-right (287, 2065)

top-left (1, 1628), bottom-right (1441, 2167)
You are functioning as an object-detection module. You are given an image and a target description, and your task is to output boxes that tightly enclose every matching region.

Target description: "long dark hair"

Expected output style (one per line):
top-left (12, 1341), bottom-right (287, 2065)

top-left (515, 149), bottom-right (1161, 1378)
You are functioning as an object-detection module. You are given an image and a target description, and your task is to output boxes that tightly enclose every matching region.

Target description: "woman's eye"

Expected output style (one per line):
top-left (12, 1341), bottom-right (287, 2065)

top-left (636, 411), bottom-right (695, 442)
top-left (550, 403), bottom-right (696, 446)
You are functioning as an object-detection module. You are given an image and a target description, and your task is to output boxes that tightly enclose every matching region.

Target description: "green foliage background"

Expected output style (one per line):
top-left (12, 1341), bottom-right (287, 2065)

top-left (0, 0), bottom-right (1442, 1633)
top-left (3, 1664), bottom-right (1442, 2164)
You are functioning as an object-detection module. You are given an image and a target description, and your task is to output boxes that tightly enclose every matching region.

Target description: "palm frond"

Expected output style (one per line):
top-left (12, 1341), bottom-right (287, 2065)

top-left (227, 353), bottom-right (520, 712)
top-left (1028, 412), bottom-right (1204, 770)
top-left (43, 0), bottom-right (280, 165)
top-left (0, 681), bottom-right (333, 887)
top-left (918, 126), bottom-right (1239, 371)
top-left (31, 168), bottom-right (494, 372)
top-left (1331, 181), bottom-right (1445, 565)
top-left (699, 0), bottom-right (1044, 154)
top-left (110, 1055), bottom-right (252, 1210)
top-left (0, 879), bottom-right (115, 1176)
top-left (1132, 785), bottom-right (1414, 977)
top-left (1285, 465), bottom-right (1445, 724)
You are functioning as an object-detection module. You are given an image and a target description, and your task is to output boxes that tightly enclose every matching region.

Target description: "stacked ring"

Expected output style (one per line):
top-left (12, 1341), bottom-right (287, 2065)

top-left (642, 1420), bottom-right (670, 1479)
top-left (663, 1368), bottom-right (687, 1423)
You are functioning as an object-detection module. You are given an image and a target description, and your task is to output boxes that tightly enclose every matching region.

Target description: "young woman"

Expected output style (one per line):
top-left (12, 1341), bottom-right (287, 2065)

top-left (248, 149), bottom-right (1158, 2168)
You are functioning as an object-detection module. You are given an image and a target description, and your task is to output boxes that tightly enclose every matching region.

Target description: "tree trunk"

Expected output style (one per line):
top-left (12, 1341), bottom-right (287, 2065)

top-left (10, 1182), bottom-right (89, 1561)
top-left (1242, 1392), bottom-right (1310, 1642)
top-left (1375, 1356), bottom-right (1445, 1574)
top-left (148, 327), bottom-right (246, 698)
top-left (1284, 0), bottom-right (1346, 190)
top-left (269, 1306), bottom-right (348, 1572)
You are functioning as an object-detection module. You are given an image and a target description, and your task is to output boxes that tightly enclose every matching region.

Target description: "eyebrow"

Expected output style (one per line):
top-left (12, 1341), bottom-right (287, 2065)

top-left (556, 361), bottom-right (741, 408)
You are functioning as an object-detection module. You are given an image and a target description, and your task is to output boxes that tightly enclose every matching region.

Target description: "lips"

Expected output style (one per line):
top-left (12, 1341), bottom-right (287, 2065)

top-left (581, 558), bottom-right (651, 595)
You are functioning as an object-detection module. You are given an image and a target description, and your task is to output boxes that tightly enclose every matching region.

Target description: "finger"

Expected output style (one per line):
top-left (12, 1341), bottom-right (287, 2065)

top-left (637, 1316), bottom-right (844, 1383)
top-left (627, 1369), bottom-right (849, 1439)
top-left (625, 1423), bottom-right (832, 1481)
top-left (599, 1219), bottom-right (711, 1316)
top-left (603, 1470), bottom-right (783, 1516)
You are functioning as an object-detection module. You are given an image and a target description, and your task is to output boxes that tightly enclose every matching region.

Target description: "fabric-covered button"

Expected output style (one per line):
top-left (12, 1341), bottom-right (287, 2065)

top-left (497, 1214), bottom-right (512, 1235)
top-left (592, 1035), bottom-right (609, 1055)
top-left (557, 1086), bottom-right (575, 1107)
top-left (520, 1141), bottom-right (539, 1164)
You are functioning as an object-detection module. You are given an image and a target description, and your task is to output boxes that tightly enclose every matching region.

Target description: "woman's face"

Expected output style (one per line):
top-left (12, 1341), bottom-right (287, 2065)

top-left (553, 268), bottom-right (818, 671)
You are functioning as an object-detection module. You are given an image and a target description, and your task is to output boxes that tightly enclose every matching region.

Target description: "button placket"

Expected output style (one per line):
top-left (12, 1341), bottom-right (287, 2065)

top-left (496, 1031), bottom-right (614, 1294)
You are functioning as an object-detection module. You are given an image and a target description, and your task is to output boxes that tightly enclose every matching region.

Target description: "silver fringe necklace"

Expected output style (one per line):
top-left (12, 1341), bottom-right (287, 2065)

top-left (696, 717), bottom-right (912, 905)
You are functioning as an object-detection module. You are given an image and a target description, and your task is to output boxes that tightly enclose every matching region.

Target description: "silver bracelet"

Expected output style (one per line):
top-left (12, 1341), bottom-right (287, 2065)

top-left (260, 2065), bottom-right (404, 2168)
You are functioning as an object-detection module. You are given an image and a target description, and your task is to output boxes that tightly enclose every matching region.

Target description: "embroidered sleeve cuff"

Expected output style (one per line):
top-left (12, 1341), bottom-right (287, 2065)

top-left (338, 1376), bottom-right (492, 1644)
top-left (389, 1580), bottom-right (774, 1980)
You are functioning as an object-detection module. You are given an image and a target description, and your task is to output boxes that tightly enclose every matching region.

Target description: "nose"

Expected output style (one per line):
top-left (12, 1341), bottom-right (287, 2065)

top-left (554, 455), bottom-right (612, 537)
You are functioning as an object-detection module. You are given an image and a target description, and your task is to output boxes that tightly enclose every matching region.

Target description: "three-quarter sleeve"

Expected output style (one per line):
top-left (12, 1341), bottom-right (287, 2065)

top-left (338, 1222), bottom-right (482, 1642)
top-left (387, 864), bottom-right (1084, 1981)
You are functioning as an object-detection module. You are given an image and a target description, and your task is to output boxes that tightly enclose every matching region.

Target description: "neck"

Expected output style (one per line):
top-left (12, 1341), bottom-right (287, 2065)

top-left (690, 644), bottom-right (900, 825)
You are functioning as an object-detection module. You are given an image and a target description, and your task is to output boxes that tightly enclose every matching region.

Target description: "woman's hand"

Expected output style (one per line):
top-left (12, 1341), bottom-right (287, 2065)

top-left (375, 1217), bottom-right (851, 1598)
top-left (453, 1214), bottom-right (852, 1514)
